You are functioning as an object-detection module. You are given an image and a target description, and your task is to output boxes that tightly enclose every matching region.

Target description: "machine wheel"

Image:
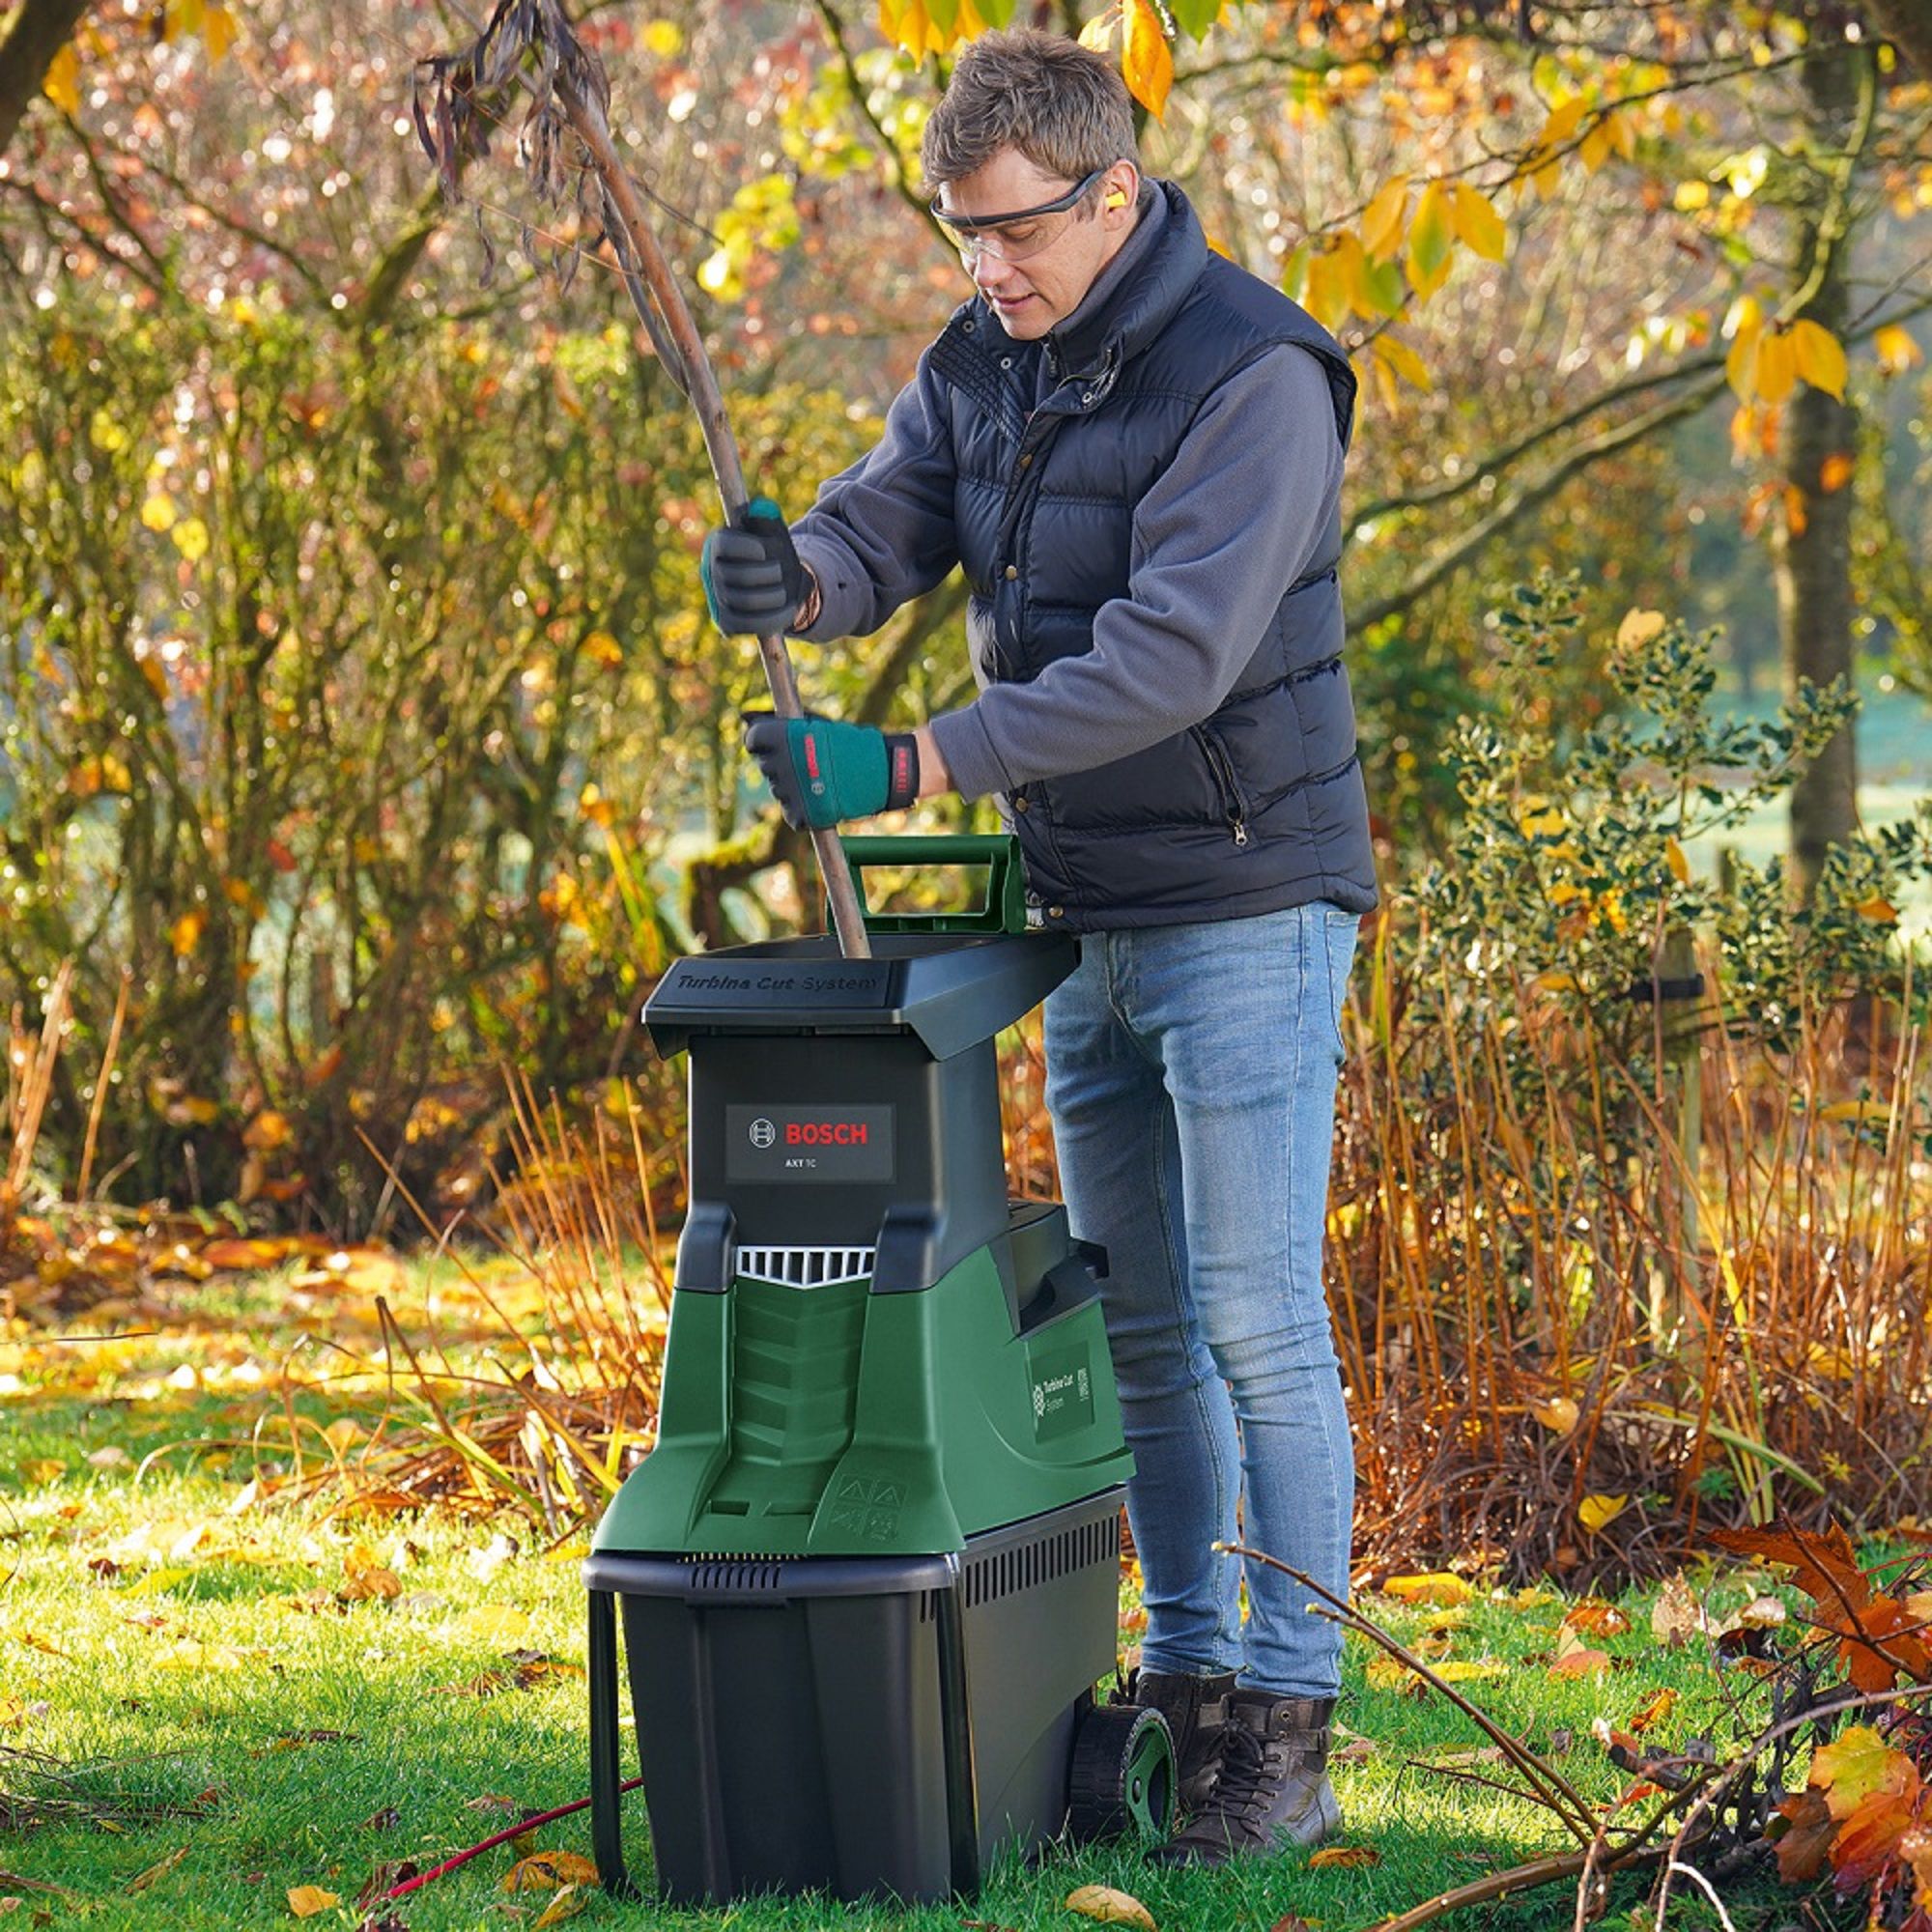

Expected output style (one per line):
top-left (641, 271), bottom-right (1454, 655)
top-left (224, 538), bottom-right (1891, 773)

top-left (1066, 1701), bottom-right (1176, 1843)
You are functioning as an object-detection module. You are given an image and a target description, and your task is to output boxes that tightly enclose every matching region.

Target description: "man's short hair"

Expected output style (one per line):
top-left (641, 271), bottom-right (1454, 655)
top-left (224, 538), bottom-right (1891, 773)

top-left (921, 26), bottom-right (1139, 190)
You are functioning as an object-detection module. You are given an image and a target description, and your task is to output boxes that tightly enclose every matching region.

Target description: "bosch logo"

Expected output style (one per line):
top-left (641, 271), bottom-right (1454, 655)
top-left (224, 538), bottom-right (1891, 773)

top-left (726, 1104), bottom-right (892, 1183)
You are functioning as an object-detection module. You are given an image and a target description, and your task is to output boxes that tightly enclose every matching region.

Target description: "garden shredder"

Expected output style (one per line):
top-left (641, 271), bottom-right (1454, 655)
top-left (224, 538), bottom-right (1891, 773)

top-left (583, 835), bottom-right (1174, 1904)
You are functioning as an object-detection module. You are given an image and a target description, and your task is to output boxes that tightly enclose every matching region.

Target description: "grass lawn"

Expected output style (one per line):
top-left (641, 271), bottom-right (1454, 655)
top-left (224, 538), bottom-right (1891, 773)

top-left (0, 1270), bottom-right (1808, 1931)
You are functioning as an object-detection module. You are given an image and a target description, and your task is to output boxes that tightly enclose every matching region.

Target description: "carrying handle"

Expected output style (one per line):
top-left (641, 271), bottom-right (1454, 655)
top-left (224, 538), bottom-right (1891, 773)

top-left (839, 835), bottom-right (1030, 936)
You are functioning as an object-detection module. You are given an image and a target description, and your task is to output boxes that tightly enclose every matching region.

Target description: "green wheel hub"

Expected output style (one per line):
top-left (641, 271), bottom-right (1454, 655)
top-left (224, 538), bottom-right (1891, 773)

top-left (1122, 1711), bottom-right (1176, 1835)
top-left (1067, 1701), bottom-right (1177, 1842)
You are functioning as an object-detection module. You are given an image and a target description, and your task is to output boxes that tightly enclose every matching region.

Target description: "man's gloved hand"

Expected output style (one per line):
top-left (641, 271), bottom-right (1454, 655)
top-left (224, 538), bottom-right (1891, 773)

top-left (744, 713), bottom-right (920, 831)
top-left (700, 497), bottom-right (812, 635)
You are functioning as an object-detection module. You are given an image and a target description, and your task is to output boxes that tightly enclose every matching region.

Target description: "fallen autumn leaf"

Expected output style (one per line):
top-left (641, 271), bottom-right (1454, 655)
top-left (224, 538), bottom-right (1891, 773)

top-left (1308, 1843), bottom-right (1381, 1868)
top-left (1065, 1883), bottom-right (1157, 1929)
top-left (127, 1846), bottom-right (188, 1892)
top-left (532, 1883), bottom-right (586, 1927)
top-left (1381, 1572), bottom-right (1475, 1607)
top-left (502, 1851), bottom-right (599, 1892)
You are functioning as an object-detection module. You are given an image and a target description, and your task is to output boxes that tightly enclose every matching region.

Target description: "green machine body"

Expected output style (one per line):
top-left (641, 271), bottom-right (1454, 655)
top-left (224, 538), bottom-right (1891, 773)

top-left (591, 833), bottom-right (1131, 1555)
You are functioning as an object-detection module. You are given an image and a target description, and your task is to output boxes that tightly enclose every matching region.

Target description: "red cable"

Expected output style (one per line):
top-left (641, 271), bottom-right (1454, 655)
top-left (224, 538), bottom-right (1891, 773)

top-left (384, 1777), bottom-right (644, 1899)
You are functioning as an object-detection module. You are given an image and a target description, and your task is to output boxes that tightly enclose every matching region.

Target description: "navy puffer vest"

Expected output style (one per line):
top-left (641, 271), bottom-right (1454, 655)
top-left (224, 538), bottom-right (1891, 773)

top-left (930, 185), bottom-right (1377, 930)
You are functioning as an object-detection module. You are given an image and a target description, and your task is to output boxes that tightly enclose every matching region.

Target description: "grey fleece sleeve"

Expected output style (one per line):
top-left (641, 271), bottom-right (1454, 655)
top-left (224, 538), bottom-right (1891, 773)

top-left (787, 343), bottom-right (961, 641)
top-left (927, 343), bottom-right (1346, 802)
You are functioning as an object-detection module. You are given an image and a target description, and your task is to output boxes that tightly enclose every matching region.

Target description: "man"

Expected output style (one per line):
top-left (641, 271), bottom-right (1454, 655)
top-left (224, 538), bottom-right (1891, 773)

top-left (699, 26), bottom-right (1375, 1866)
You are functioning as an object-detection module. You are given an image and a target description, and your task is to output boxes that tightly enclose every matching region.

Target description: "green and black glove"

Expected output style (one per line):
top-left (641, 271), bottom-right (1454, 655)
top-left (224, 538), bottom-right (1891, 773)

top-left (743, 713), bottom-right (920, 831)
top-left (700, 496), bottom-right (812, 635)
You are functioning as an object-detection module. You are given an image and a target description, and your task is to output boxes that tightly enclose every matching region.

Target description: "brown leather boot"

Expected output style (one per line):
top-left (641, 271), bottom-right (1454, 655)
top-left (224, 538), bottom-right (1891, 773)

top-left (1111, 1668), bottom-right (1237, 1813)
top-left (1150, 1690), bottom-right (1341, 1865)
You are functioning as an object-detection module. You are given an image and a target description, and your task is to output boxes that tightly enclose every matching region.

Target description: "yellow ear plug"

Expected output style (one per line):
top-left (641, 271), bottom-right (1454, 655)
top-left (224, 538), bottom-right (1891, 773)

top-left (1106, 189), bottom-right (1128, 210)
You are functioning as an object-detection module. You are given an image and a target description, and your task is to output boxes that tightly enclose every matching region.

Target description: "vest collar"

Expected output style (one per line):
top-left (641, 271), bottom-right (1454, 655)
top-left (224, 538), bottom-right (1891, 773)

top-left (1041, 181), bottom-right (1208, 389)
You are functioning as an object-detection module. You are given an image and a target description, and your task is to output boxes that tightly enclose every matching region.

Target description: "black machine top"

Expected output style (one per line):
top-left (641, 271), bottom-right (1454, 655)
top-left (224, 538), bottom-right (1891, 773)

top-left (644, 931), bottom-right (1080, 1062)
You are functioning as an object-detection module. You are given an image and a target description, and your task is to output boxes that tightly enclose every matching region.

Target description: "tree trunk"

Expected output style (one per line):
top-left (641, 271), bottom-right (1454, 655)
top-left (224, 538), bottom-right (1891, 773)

top-left (1860, 0), bottom-right (1932, 78)
top-left (0, 0), bottom-right (91, 161)
top-left (1778, 43), bottom-right (1862, 900)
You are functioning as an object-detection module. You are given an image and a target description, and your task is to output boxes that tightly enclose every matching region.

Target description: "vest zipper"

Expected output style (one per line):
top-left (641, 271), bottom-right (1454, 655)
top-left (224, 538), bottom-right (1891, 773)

top-left (1192, 726), bottom-right (1250, 846)
top-left (993, 412), bottom-right (1062, 674)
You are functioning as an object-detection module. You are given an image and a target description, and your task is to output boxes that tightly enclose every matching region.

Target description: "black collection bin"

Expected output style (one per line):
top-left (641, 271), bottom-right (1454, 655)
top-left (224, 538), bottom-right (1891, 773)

top-left (585, 1490), bottom-right (1122, 1904)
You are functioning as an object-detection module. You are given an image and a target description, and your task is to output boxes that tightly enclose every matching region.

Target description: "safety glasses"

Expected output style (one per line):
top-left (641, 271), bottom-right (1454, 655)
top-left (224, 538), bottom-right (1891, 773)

top-left (928, 168), bottom-right (1109, 263)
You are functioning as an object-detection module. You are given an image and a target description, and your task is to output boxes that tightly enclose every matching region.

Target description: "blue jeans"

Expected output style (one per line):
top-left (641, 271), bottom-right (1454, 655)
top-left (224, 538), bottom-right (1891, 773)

top-left (1043, 902), bottom-right (1358, 1698)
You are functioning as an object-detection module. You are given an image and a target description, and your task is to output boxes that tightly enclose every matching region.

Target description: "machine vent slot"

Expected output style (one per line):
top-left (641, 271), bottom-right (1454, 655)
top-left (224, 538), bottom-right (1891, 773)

top-left (961, 1517), bottom-right (1113, 1608)
top-left (682, 1559), bottom-right (785, 1593)
top-left (735, 1245), bottom-right (877, 1290)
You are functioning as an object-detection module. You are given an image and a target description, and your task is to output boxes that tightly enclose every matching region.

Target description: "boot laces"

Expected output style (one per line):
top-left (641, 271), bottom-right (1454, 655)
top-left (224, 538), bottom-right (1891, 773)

top-left (1202, 1722), bottom-right (1274, 1828)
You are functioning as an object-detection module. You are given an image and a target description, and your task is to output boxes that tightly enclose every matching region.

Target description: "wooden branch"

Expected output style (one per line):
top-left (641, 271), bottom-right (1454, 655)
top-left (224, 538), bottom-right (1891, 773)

top-left (355, 193), bottom-right (445, 331)
top-left (1861, 0), bottom-right (1932, 76)
top-left (59, 106), bottom-right (177, 290)
top-left (810, 0), bottom-right (931, 223)
top-left (0, 173), bottom-right (168, 298)
top-left (5, 959), bottom-right (72, 1200)
top-left (123, 138), bottom-right (332, 304)
top-left (1367, 1809), bottom-right (1696, 1932)
top-left (1781, 40), bottom-right (1880, 326)
top-left (0, 0), bottom-right (90, 162)
top-left (855, 579), bottom-right (969, 727)
top-left (1346, 352), bottom-right (1727, 538)
top-left (1221, 1541), bottom-right (1602, 1843)
top-left (1350, 277), bottom-right (1932, 587)
top-left (73, 967), bottom-right (128, 1203)
top-left (1349, 378), bottom-right (1723, 634)
top-left (1367, 1849), bottom-right (1605, 1932)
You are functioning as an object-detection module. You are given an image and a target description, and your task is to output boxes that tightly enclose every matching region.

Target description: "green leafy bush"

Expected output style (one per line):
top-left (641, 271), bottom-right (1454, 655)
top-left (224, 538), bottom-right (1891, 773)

top-left (0, 288), bottom-right (876, 1219)
top-left (1419, 570), bottom-right (1927, 1048)
top-left (1324, 575), bottom-right (1932, 1571)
